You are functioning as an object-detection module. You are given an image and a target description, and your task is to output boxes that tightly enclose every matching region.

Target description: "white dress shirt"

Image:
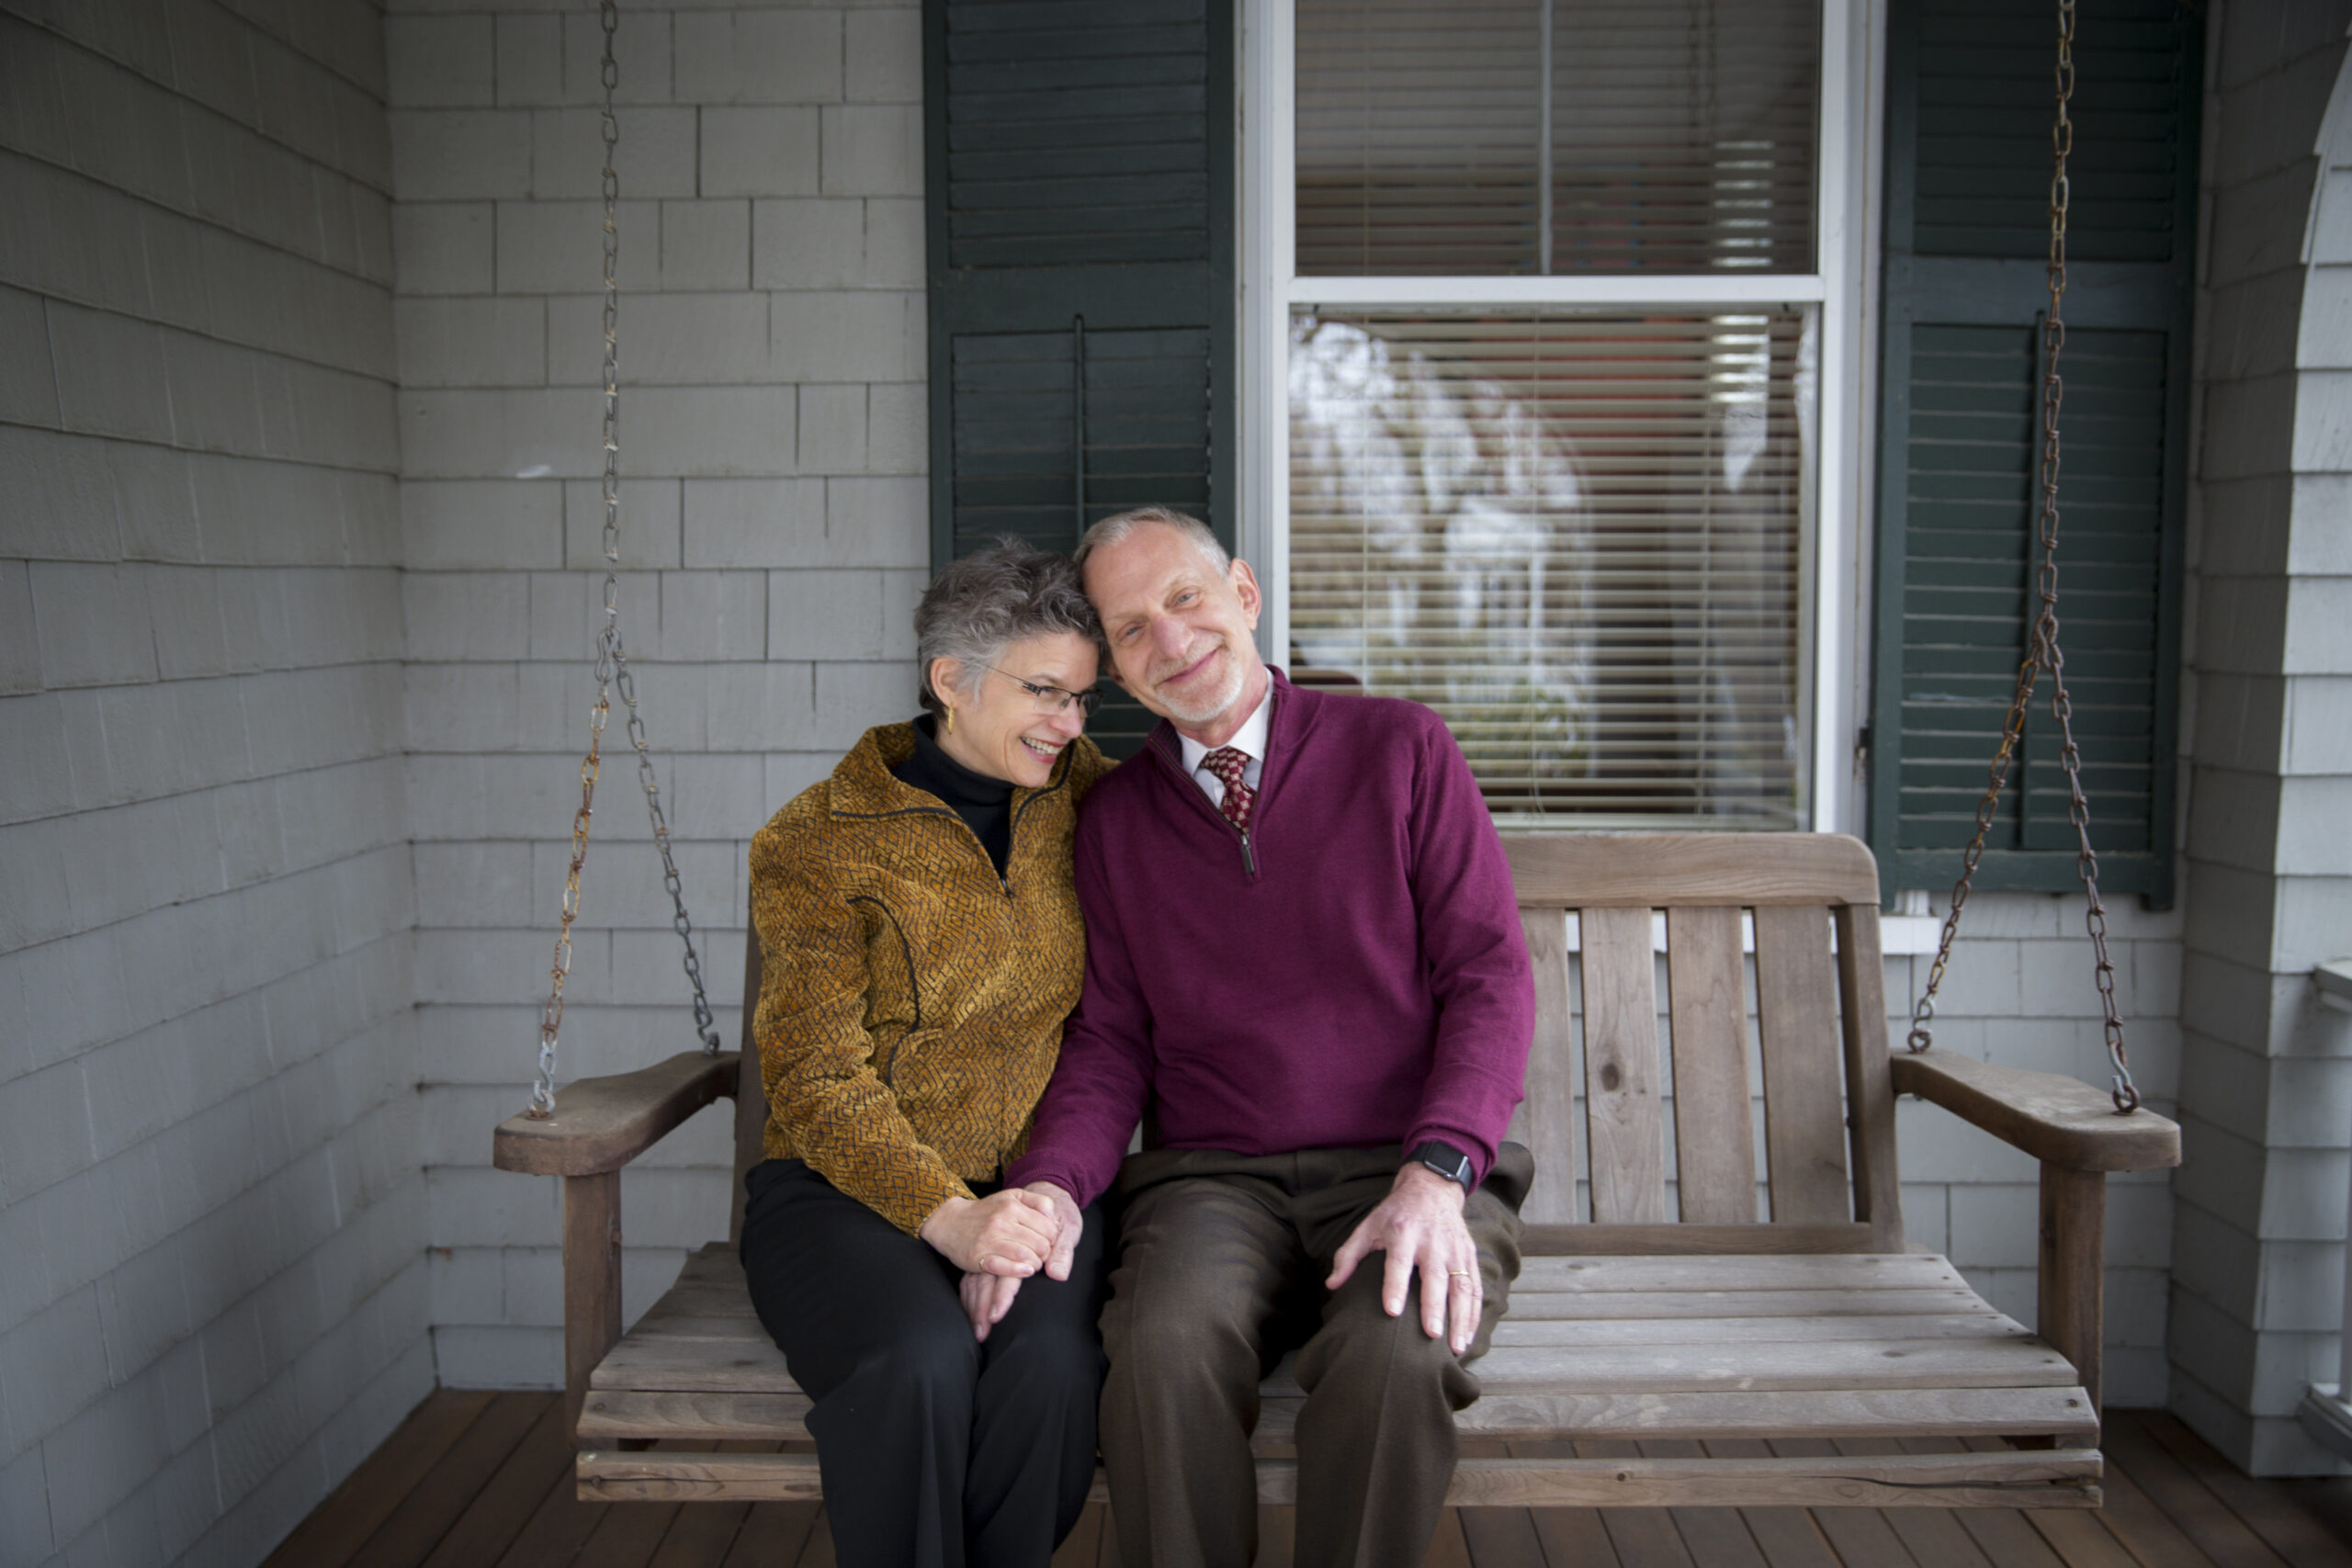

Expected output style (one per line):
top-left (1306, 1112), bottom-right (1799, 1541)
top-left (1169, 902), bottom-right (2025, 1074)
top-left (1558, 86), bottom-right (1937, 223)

top-left (1177, 679), bottom-right (1273, 813)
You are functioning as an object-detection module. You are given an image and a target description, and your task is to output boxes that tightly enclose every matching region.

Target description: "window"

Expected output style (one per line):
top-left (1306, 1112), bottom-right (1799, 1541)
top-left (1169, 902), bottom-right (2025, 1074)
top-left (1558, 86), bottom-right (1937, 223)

top-left (1289, 310), bottom-right (1811, 820)
top-left (1247, 0), bottom-right (1858, 829)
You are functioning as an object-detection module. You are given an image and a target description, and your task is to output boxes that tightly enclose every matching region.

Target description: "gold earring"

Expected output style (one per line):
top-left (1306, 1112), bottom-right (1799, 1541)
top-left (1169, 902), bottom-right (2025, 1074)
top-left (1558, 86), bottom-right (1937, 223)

top-left (944, 706), bottom-right (956, 736)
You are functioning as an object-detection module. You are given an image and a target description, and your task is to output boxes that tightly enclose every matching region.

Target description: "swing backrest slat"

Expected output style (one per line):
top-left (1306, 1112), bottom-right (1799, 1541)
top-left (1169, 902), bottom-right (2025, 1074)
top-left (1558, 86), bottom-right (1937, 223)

top-left (727, 832), bottom-right (1902, 1252)
top-left (1499, 833), bottom-right (1900, 1248)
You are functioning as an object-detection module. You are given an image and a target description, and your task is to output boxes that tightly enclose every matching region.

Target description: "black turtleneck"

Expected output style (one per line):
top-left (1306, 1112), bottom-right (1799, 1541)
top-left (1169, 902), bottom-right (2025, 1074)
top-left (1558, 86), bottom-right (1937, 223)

top-left (891, 714), bottom-right (1015, 875)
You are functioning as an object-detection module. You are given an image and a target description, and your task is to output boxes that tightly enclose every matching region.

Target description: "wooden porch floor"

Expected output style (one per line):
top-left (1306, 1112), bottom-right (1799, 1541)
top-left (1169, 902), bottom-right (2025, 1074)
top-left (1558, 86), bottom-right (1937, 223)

top-left (264, 1392), bottom-right (2352, 1568)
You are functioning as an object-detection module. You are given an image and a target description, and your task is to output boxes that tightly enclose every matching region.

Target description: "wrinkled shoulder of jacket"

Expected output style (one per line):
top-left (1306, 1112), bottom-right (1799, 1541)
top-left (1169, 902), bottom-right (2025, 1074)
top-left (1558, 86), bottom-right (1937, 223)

top-left (752, 722), bottom-right (917, 863)
top-left (1063, 734), bottom-right (1118, 803)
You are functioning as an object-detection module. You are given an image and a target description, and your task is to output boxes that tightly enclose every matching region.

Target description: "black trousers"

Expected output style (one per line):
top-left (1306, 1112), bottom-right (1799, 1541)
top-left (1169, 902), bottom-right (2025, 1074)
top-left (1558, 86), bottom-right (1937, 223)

top-left (740, 1159), bottom-right (1109, 1568)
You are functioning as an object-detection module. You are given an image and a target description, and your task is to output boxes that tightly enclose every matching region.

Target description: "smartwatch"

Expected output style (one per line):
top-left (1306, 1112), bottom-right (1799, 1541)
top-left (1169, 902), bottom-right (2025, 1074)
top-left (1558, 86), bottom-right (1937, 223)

top-left (1406, 1139), bottom-right (1475, 1195)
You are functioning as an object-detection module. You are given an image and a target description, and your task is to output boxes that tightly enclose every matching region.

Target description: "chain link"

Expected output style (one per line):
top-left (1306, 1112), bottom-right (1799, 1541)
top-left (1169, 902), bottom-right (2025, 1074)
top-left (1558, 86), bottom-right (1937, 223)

top-left (531, 0), bottom-right (721, 1119)
top-left (1906, 0), bottom-right (2136, 1114)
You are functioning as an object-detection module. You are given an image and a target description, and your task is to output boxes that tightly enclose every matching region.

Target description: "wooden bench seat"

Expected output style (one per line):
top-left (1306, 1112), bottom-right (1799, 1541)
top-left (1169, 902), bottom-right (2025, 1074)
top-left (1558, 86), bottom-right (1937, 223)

top-left (494, 832), bottom-right (2177, 1514)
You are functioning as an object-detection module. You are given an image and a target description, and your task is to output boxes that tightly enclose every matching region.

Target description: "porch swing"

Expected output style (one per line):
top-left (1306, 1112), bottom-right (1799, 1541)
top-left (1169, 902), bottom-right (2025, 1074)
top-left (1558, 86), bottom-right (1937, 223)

top-left (492, 0), bottom-right (2177, 1515)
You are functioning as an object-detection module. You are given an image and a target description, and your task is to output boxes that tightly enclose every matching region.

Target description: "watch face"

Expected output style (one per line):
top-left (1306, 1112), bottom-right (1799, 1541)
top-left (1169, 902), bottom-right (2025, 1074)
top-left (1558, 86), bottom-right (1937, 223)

top-left (1413, 1143), bottom-right (1470, 1186)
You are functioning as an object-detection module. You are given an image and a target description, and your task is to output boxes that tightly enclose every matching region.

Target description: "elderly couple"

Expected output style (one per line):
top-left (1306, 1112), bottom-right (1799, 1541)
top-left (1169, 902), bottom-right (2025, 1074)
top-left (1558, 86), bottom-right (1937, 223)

top-left (741, 507), bottom-right (1536, 1568)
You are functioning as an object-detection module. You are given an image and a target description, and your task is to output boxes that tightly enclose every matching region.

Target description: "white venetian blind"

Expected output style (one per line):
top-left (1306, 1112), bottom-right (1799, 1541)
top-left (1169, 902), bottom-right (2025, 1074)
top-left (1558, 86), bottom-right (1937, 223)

top-left (1295, 0), bottom-right (1821, 276)
top-left (1287, 311), bottom-right (1809, 825)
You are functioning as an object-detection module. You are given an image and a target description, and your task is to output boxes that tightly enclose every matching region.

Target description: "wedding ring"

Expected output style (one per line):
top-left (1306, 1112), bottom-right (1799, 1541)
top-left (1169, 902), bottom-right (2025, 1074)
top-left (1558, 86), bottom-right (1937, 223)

top-left (1447, 1269), bottom-right (1476, 1279)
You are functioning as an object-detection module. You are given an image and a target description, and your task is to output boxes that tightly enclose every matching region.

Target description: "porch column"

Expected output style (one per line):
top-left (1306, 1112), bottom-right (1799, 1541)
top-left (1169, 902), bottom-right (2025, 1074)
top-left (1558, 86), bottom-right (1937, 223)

top-left (2170, 0), bottom-right (2352, 1476)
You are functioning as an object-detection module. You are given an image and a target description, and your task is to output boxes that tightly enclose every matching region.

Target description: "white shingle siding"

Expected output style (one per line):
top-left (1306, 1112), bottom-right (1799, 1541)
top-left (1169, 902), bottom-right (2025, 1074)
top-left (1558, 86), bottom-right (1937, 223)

top-left (392, 0), bottom-right (927, 1406)
top-left (0, 2), bottom-right (423, 1560)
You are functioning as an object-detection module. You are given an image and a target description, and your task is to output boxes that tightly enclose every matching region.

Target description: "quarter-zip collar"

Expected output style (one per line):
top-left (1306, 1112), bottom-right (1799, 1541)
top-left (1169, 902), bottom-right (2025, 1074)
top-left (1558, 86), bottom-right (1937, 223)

top-left (1175, 677), bottom-right (1273, 802)
top-left (827, 722), bottom-right (1079, 896)
top-left (900, 715), bottom-right (1014, 814)
top-left (828, 719), bottom-right (1073, 821)
top-left (894, 715), bottom-right (1014, 875)
top-left (1144, 669), bottom-right (1314, 877)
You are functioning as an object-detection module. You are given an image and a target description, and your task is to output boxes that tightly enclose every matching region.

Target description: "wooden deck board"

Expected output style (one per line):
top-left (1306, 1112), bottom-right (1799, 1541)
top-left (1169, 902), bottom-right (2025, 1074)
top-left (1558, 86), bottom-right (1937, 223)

top-left (418, 1397), bottom-right (579, 1568)
top-left (2133, 1411), bottom-right (2352, 1568)
top-left (266, 1393), bottom-right (2352, 1568)
top-left (1834, 1438), bottom-right (1994, 1568)
top-left (2097, 1416), bottom-right (2293, 1568)
top-left (1765, 1438), bottom-right (1919, 1568)
top-left (2092, 1447), bottom-right (2235, 1568)
top-left (345, 1390), bottom-right (551, 1568)
top-left (1643, 1440), bottom-right (1771, 1568)
top-left (714, 1503), bottom-right (820, 1568)
top-left (259, 1389), bottom-right (494, 1568)
top-left (1737, 1506), bottom-right (1845, 1568)
top-left (1456, 1503), bottom-right (1551, 1568)
top-left (1900, 1438), bottom-right (2068, 1568)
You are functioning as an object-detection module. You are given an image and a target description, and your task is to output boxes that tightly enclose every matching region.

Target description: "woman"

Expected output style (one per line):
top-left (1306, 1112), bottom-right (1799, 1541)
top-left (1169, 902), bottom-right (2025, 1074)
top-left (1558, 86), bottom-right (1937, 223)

top-left (741, 539), bottom-right (1114, 1568)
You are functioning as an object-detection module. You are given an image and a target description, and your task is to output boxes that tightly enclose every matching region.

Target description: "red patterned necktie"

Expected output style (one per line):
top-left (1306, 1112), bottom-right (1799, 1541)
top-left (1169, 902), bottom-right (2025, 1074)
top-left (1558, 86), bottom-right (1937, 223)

top-left (1201, 747), bottom-right (1256, 831)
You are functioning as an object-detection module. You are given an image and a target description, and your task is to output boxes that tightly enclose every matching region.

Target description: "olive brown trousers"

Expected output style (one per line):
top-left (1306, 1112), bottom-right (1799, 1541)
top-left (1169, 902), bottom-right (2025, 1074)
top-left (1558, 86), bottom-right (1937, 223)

top-left (1097, 1144), bottom-right (1532, 1568)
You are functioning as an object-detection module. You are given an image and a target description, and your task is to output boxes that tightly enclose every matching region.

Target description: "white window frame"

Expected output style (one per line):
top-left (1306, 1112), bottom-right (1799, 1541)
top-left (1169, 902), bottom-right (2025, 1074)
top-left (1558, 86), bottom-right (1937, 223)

top-left (1237, 0), bottom-right (1886, 834)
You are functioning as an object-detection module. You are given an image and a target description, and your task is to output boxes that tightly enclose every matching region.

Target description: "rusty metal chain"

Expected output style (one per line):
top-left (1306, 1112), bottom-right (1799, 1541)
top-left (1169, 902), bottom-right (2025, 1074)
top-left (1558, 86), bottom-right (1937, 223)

top-left (531, 0), bottom-right (720, 1119)
top-left (1905, 0), bottom-right (2137, 1114)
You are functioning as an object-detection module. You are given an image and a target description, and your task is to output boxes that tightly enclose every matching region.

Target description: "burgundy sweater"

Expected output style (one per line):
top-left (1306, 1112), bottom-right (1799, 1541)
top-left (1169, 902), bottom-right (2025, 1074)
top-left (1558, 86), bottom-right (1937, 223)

top-left (1005, 671), bottom-right (1534, 1208)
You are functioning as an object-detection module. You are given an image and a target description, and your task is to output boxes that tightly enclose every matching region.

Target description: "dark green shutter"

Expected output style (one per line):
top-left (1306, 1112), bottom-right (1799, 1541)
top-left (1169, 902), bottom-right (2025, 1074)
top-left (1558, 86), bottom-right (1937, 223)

top-left (922, 0), bottom-right (1237, 757)
top-left (1871, 0), bottom-right (2196, 905)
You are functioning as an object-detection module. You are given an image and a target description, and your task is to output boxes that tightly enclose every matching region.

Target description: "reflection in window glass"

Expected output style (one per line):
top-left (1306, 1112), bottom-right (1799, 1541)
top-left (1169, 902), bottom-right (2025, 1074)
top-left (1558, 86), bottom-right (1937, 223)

top-left (1295, 0), bottom-right (1820, 276)
top-left (1295, 2), bottom-right (1544, 274)
top-left (1287, 311), bottom-right (1811, 825)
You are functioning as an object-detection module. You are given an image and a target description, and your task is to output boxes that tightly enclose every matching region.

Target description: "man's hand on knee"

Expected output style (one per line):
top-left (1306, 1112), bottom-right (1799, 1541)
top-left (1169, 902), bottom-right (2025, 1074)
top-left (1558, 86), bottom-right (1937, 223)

top-left (1023, 1180), bottom-right (1084, 1281)
top-left (1326, 1164), bottom-right (1483, 1355)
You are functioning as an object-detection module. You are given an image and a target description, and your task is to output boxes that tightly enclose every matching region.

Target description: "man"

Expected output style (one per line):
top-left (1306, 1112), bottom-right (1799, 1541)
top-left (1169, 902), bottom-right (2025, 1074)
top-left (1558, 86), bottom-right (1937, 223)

top-left (981, 506), bottom-right (1534, 1568)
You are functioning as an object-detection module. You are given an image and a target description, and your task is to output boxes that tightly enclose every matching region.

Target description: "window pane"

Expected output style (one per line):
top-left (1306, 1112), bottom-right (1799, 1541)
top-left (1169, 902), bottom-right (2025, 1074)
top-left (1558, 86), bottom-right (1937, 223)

top-left (1288, 310), bottom-right (1810, 825)
top-left (1295, 1), bottom-right (1544, 275)
top-left (1295, 0), bottom-right (1820, 276)
top-left (1550, 0), bottom-right (1819, 273)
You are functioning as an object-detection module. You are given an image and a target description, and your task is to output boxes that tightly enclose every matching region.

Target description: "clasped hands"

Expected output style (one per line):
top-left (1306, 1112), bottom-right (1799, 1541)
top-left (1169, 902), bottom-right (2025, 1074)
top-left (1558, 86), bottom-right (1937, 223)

top-left (920, 1164), bottom-right (1483, 1354)
top-left (919, 1182), bottom-right (1083, 1344)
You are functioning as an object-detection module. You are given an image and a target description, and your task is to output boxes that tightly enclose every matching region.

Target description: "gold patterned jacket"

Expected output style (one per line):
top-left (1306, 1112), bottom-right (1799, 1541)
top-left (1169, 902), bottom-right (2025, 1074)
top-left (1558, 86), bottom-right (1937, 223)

top-left (749, 721), bottom-right (1114, 1235)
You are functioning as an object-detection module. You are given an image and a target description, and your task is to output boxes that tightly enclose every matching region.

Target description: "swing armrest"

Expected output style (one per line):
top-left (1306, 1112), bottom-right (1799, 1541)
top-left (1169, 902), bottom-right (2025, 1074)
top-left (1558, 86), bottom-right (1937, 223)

top-left (493, 1051), bottom-right (741, 1176)
top-left (1890, 1048), bottom-right (2179, 1172)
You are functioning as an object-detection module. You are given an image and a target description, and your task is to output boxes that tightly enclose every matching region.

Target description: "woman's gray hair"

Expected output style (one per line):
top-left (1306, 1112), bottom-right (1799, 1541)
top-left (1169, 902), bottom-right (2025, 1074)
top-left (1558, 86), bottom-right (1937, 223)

top-left (914, 537), bottom-right (1098, 716)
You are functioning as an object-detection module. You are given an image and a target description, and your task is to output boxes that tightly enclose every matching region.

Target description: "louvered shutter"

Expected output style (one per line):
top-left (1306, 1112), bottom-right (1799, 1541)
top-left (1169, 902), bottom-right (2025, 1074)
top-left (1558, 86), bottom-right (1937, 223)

top-left (1871, 0), bottom-right (2195, 903)
top-left (923, 0), bottom-right (1237, 757)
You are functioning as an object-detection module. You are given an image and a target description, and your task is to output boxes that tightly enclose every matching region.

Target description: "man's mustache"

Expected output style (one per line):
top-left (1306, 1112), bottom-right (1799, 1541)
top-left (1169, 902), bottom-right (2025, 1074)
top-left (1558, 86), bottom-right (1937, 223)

top-left (1148, 637), bottom-right (1220, 685)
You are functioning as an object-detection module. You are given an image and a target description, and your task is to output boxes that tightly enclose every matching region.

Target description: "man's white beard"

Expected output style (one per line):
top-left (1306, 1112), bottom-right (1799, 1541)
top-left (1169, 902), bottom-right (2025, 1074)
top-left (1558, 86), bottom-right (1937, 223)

top-left (1152, 639), bottom-right (1249, 728)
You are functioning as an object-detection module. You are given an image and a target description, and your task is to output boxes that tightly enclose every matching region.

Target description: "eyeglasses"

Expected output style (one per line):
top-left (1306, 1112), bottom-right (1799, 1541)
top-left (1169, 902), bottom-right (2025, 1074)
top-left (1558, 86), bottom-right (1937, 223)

top-left (985, 666), bottom-right (1102, 719)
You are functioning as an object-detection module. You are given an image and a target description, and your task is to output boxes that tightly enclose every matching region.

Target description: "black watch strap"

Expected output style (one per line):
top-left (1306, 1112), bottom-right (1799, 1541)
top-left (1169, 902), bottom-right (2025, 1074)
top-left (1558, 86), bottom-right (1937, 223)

top-left (1406, 1139), bottom-right (1475, 1194)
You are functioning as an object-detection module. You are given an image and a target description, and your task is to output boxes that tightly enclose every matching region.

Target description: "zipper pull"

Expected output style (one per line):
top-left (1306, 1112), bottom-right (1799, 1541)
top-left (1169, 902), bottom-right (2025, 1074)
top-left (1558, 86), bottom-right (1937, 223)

top-left (1239, 829), bottom-right (1257, 876)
